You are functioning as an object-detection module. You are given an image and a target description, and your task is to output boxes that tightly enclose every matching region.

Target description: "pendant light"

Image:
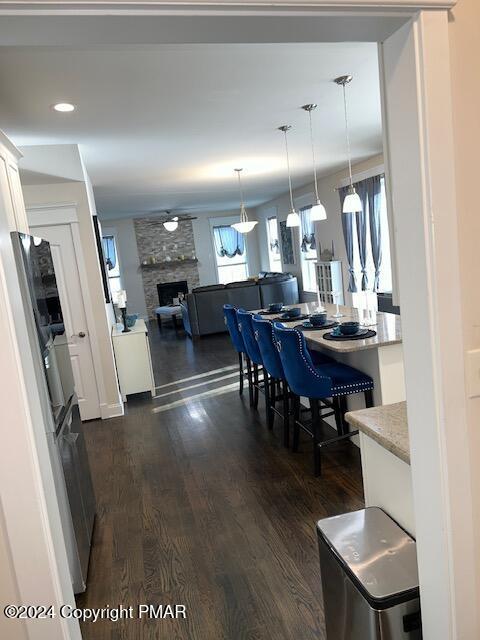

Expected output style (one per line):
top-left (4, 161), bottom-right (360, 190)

top-left (301, 104), bottom-right (327, 221)
top-left (278, 125), bottom-right (300, 227)
top-left (335, 75), bottom-right (362, 214)
top-left (231, 168), bottom-right (258, 234)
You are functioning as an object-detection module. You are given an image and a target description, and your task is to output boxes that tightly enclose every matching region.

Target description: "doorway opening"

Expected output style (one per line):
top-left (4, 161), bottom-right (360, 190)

top-left (0, 5), bottom-right (470, 640)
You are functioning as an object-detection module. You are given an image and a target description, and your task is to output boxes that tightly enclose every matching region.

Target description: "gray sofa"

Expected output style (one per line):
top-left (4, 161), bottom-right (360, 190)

top-left (181, 273), bottom-right (299, 337)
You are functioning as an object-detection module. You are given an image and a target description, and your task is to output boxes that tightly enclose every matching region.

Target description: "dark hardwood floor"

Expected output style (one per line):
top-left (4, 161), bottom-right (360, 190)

top-left (77, 321), bottom-right (364, 640)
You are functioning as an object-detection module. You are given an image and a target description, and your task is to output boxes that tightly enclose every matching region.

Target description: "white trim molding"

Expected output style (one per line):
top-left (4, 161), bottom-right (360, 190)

top-left (27, 203), bottom-right (78, 225)
top-left (380, 10), bottom-right (477, 637)
top-left (0, 129), bottom-right (22, 161)
top-left (0, 1), bottom-right (457, 16)
top-left (100, 401), bottom-right (125, 419)
top-left (26, 201), bottom-right (78, 212)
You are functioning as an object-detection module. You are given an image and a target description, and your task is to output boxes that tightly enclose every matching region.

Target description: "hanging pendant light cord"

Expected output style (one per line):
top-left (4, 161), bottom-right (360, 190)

top-left (282, 129), bottom-right (295, 211)
top-left (342, 83), bottom-right (354, 188)
top-left (308, 109), bottom-right (320, 202)
top-left (237, 170), bottom-right (246, 222)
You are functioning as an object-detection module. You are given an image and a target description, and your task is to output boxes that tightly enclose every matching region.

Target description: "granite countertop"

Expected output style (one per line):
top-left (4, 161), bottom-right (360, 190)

top-left (345, 402), bottom-right (410, 464)
top-left (256, 302), bottom-right (402, 353)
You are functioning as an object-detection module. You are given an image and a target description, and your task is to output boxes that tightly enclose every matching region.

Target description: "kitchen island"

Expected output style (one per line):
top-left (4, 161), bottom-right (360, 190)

top-left (256, 302), bottom-right (411, 531)
top-left (257, 302), bottom-right (412, 534)
top-left (345, 402), bottom-right (414, 536)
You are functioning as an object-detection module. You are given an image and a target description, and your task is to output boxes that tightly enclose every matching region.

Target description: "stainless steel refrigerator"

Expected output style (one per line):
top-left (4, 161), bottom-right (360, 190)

top-left (12, 232), bottom-right (96, 594)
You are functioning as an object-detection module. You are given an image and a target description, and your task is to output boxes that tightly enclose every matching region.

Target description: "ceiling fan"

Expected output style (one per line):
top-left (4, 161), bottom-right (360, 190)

top-left (152, 210), bottom-right (198, 232)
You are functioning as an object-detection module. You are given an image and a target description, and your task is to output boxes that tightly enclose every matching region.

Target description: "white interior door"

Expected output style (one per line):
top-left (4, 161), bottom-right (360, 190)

top-left (31, 223), bottom-right (101, 420)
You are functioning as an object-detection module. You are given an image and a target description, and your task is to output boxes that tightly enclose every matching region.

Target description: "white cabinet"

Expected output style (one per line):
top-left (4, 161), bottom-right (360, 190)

top-left (0, 132), bottom-right (29, 233)
top-left (315, 260), bottom-right (344, 305)
top-left (112, 319), bottom-right (155, 401)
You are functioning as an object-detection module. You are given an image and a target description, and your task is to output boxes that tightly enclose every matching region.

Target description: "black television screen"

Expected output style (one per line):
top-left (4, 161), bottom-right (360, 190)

top-left (92, 215), bottom-right (110, 303)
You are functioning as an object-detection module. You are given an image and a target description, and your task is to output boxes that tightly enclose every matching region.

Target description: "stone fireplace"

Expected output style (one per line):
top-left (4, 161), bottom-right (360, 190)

top-left (156, 280), bottom-right (189, 306)
top-left (134, 217), bottom-right (200, 317)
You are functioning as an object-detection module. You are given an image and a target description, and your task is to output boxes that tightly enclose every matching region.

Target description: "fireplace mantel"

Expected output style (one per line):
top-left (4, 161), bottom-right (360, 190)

top-left (140, 258), bottom-right (198, 270)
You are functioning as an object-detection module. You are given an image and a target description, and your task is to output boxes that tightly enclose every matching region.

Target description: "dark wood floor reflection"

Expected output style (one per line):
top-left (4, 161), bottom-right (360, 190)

top-left (77, 322), bottom-right (364, 640)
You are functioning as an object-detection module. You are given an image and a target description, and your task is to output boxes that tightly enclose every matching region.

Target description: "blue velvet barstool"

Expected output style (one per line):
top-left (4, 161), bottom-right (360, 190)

top-left (252, 315), bottom-right (335, 446)
top-left (236, 309), bottom-right (264, 409)
top-left (252, 315), bottom-right (291, 444)
top-left (273, 322), bottom-right (374, 476)
top-left (223, 304), bottom-right (247, 397)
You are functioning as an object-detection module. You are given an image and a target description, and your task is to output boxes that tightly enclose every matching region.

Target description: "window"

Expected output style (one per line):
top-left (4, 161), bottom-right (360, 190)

top-left (212, 225), bottom-right (248, 284)
top-left (101, 234), bottom-right (122, 300)
top-left (350, 175), bottom-right (393, 308)
top-left (299, 207), bottom-right (318, 293)
top-left (266, 216), bottom-right (281, 271)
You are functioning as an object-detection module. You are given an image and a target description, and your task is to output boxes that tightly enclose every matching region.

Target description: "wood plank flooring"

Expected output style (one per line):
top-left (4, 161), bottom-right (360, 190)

top-left (77, 322), bottom-right (364, 640)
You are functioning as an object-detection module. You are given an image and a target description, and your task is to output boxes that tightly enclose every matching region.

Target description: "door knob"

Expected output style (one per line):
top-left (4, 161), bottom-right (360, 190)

top-left (77, 331), bottom-right (86, 338)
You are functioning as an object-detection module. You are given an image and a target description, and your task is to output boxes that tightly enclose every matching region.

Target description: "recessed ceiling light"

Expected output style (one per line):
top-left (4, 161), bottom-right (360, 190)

top-left (52, 102), bottom-right (75, 113)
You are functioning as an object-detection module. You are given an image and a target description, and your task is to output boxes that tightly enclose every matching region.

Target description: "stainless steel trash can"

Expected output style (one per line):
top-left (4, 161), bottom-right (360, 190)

top-left (317, 507), bottom-right (422, 640)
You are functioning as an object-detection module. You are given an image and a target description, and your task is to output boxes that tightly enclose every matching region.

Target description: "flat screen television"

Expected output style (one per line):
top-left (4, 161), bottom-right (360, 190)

top-left (92, 215), bottom-right (111, 303)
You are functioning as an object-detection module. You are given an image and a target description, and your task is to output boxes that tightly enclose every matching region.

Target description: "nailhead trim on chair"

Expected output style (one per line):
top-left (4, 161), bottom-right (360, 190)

top-left (331, 381), bottom-right (374, 396)
top-left (294, 329), bottom-right (330, 383)
top-left (254, 317), bottom-right (284, 381)
top-left (271, 321), bottom-right (281, 352)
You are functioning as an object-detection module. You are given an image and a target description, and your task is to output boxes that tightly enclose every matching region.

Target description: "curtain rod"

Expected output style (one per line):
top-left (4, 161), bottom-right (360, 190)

top-left (334, 173), bottom-right (385, 192)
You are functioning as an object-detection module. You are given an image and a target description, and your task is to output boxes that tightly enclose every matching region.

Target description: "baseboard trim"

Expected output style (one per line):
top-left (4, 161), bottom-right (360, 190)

top-left (100, 401), bottom-right (125, 420)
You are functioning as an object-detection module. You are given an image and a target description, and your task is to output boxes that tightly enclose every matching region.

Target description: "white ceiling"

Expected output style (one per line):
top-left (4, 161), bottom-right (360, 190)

top-left (0, 42), bottom-right (382, 219)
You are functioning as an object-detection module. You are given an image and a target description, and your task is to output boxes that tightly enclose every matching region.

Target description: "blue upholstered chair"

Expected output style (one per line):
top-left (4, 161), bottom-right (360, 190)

top-left (236, 309), bottom-right (264, 409)
top-left (252, 315), bottom-right (335, 446)
top-left (273, 322), bottom-right (374, 476)
top-left (252, 314), bottom-right (290, 443)
top-left (223, 304), bottom-right (247, 396)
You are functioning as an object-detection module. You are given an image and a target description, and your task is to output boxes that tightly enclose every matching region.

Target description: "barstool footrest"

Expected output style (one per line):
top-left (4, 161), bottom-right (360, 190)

top-left (293, 409), bottom-right (335, 432)
top-left (293, 416), bottom-right (356, 442)
top-left (270, 405), bottom-right (286, 419)
top-left (317, 430), bottom-right (359, 449)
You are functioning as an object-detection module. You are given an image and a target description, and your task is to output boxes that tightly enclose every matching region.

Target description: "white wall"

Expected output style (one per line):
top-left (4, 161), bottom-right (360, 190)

top-left (18, 143), bottom-right (86, 183)
top-left (100, 217), bottom-right (148, 319)
top-left (449, 0), bottom-right (480, 624)
top-left (254, 153), bottom-right (384, 304)
top-left (0, 506), bottom-right (27, 640)
top-left (379, 10), bottom-right (479, 636)
top-left (192, 209), bottom-right (261, 285)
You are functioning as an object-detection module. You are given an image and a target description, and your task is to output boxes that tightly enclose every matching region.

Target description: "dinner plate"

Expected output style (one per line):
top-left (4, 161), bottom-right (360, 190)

top-left (259, 308), bottom-right (285, 315)
top-left (280, 313), bottom-right (309, 321)
top-left (297, 320), bottom-right (338, 331)
top-left (331, 327), bottom-right (369, 338)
